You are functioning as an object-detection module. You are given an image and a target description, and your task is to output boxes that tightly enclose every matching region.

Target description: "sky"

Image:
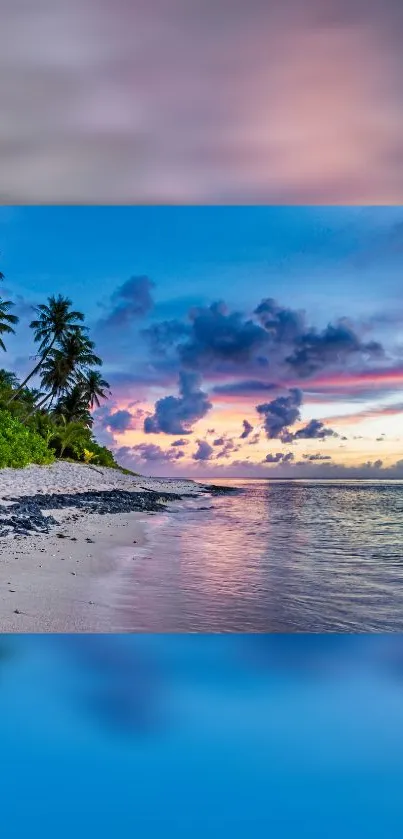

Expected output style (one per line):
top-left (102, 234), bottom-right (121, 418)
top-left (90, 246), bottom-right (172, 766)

top-left (1, 0), bottom-right (403, 202)
top-left (1, 205), bottom-right (403, 477)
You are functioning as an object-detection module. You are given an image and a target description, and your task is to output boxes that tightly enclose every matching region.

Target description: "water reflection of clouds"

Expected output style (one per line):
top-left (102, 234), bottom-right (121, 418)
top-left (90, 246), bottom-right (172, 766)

top-left (98, 482), bottom-right (403, 631)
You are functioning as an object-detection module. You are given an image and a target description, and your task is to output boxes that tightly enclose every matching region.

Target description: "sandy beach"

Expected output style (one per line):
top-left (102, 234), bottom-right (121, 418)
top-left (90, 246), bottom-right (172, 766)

top-left (0, 463), bottom-right (204, 632)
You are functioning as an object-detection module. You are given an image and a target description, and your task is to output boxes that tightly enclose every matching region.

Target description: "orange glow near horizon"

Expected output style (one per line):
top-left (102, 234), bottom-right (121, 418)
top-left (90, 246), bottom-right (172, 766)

top-left (106, 391), bottom-right (403, 473)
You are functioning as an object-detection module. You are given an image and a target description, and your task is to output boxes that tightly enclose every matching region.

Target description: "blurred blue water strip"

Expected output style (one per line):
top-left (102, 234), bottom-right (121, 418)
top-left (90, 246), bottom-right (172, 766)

top-left (1, 634), bottom-right (403, 837)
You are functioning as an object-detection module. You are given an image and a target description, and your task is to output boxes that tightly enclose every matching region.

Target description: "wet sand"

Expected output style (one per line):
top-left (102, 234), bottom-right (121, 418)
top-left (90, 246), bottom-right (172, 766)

top-left (0, 462), bottom-right (203, 631)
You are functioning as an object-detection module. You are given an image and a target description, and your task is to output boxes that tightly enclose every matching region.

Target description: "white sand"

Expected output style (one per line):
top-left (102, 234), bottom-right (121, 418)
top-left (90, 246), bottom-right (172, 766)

top-left (0, 462), bottom-right (202, 632)
top-left (0, 461), bottom-right (201, 499)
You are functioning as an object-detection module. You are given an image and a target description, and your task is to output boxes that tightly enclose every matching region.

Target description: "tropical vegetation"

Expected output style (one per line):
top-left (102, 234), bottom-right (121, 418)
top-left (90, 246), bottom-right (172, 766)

top-left (0, 265), bottom-right (125, 470)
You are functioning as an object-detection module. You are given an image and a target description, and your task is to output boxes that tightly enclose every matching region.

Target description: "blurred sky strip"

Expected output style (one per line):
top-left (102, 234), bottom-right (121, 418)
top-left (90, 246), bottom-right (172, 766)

top-left (1, 0), bottom-right (403, 203)
top-left (2, 634), bottom-right (403, 836)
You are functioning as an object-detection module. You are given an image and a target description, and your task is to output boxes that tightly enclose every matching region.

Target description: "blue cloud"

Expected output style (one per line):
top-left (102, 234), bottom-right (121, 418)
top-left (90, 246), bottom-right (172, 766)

top-left (257, 389), bottom-right (303, 439)
top-left (240, 419), bottom-right (253, 439)
top-left (129, 443), bottom-right (184, 462)
top-left (144, 371), bottom-right (212, 435)
top-left (254, 297), bottom-right (305, 343)
top-left (212, 380), bottom-right (278, 396)
top-left (178, 302), bottom-right (267, 370)
top-left (102, 276), bottom-right (155, 329)
top-left (286, 320), bottom-right (383, 378)
top-left (284, 419), bottom-right (338, 441)
top-left (215, 439), bottom-right (240, 459)
top-left (193, 440), bottom-right (214, 461)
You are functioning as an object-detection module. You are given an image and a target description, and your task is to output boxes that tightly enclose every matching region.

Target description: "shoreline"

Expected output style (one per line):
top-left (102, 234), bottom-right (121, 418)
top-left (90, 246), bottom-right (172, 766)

top-left (0, 508), bottom-right (150, 632)
top-left (0, 462), bottom-right (235, 632)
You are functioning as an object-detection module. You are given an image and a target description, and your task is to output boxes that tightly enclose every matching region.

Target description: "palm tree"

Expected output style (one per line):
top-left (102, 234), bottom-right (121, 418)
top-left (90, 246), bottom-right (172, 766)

top-left (0, 299), bottom-right (18, 351)
top-left (7, 294), bottom-right (85, 403)
top-left (53, 384), bottom-right (93, 426)
top-left (79, 370), bottom-right (110, 409)
top-left (32, 331), bottom-right (102, 413)
top-left (32, 351), bottom-right (77, 413)
top-left (0, 369), bottom-right (19, 389)
top-left (57, 330), bottom-right (102, 375)
top-left (49, 418), bottom-right (88, 459)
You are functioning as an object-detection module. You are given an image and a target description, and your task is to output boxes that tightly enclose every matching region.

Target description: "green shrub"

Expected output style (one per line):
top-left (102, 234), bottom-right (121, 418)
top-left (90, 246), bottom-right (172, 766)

top-left (0, 410), bottom-right (54, 468)
top-left (48, 420), bottom-right (92, 459)
top-left (78, 440), bottom-right (118, 468)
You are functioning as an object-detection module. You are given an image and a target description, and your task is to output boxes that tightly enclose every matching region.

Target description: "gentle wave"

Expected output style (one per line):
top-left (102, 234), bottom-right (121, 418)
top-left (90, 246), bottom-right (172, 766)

top-left (111, 480), bottom-right (403, 632)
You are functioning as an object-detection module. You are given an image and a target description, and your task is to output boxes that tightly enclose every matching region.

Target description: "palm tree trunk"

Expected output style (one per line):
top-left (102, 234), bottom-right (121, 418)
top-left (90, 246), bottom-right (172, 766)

top-left (6, 337), bottom-right (56, 404)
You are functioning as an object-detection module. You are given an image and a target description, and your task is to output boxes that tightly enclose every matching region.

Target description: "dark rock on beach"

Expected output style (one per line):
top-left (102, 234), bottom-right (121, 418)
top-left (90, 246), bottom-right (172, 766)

top-left (201, 484), bottom-right (239, 495)
top-left (0, 467), bottom-right (240, 538)
top-left (0, 487), bottom-right (196, 538)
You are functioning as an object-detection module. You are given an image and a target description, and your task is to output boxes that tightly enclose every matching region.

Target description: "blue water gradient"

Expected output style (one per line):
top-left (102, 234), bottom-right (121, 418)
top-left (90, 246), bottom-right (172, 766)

top-left (1, 634), bottom-right (403, 837)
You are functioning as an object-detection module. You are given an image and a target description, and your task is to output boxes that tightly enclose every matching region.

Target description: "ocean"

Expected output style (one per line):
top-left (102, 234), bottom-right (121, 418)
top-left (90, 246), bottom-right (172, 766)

top-left (111, 479), bottom-right (403, 632)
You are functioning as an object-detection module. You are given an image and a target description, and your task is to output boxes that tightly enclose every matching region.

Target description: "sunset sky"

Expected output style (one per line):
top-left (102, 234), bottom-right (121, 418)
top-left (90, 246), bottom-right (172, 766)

top-left (1, 205), bottom-right (403, 477)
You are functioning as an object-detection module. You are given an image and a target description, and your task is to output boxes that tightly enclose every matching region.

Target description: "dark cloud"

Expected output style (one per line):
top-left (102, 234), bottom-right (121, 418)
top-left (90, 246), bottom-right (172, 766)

top-left (213, 437), bottom-right (225, 446)
top-left (284, 418), bottom-right (338, 441)
top-left (286, 320), bottom-right (384, 378)
top-left (94, 405), bottom-right (146, 433)
top-left (256, 388), bottom-right (303, 439)
top-left (213, 380), bottom-right (278, 396)
top-left (215, 438), bottom-right (240, 459)
top-left (105, 409), bottom-right (135, 432)
top-left (264, 451), bottom-right (295, 464)
top-left (240, 419), bottom-right (253, 439)
top-left (142, 319), bottom-right (191, 356)
top-left (254, 297), bottom-right (305, 343)
top-left (102, 276), bottom-right (155, 329)
top-left (130, 443), bottom-right (184, 463)
top-left (144, 296), bottom-right (388, 402)
top-left (171, 438), bottom-right (188, 447)
top-left (144, 371), bottom-right (212, 435)
top-left (193, 440), bottom-right (214, 461)
top-left (178, 302), bottom-right (268, 370)
top-left (302, 453), bottom-right (332, 461)
top-left (264, 452), bottom-right (283, 463)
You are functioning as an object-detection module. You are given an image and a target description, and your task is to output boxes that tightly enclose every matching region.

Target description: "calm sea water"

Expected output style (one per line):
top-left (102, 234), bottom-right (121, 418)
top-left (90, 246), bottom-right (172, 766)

top-left (112, 479), bottom-right (403, 632)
